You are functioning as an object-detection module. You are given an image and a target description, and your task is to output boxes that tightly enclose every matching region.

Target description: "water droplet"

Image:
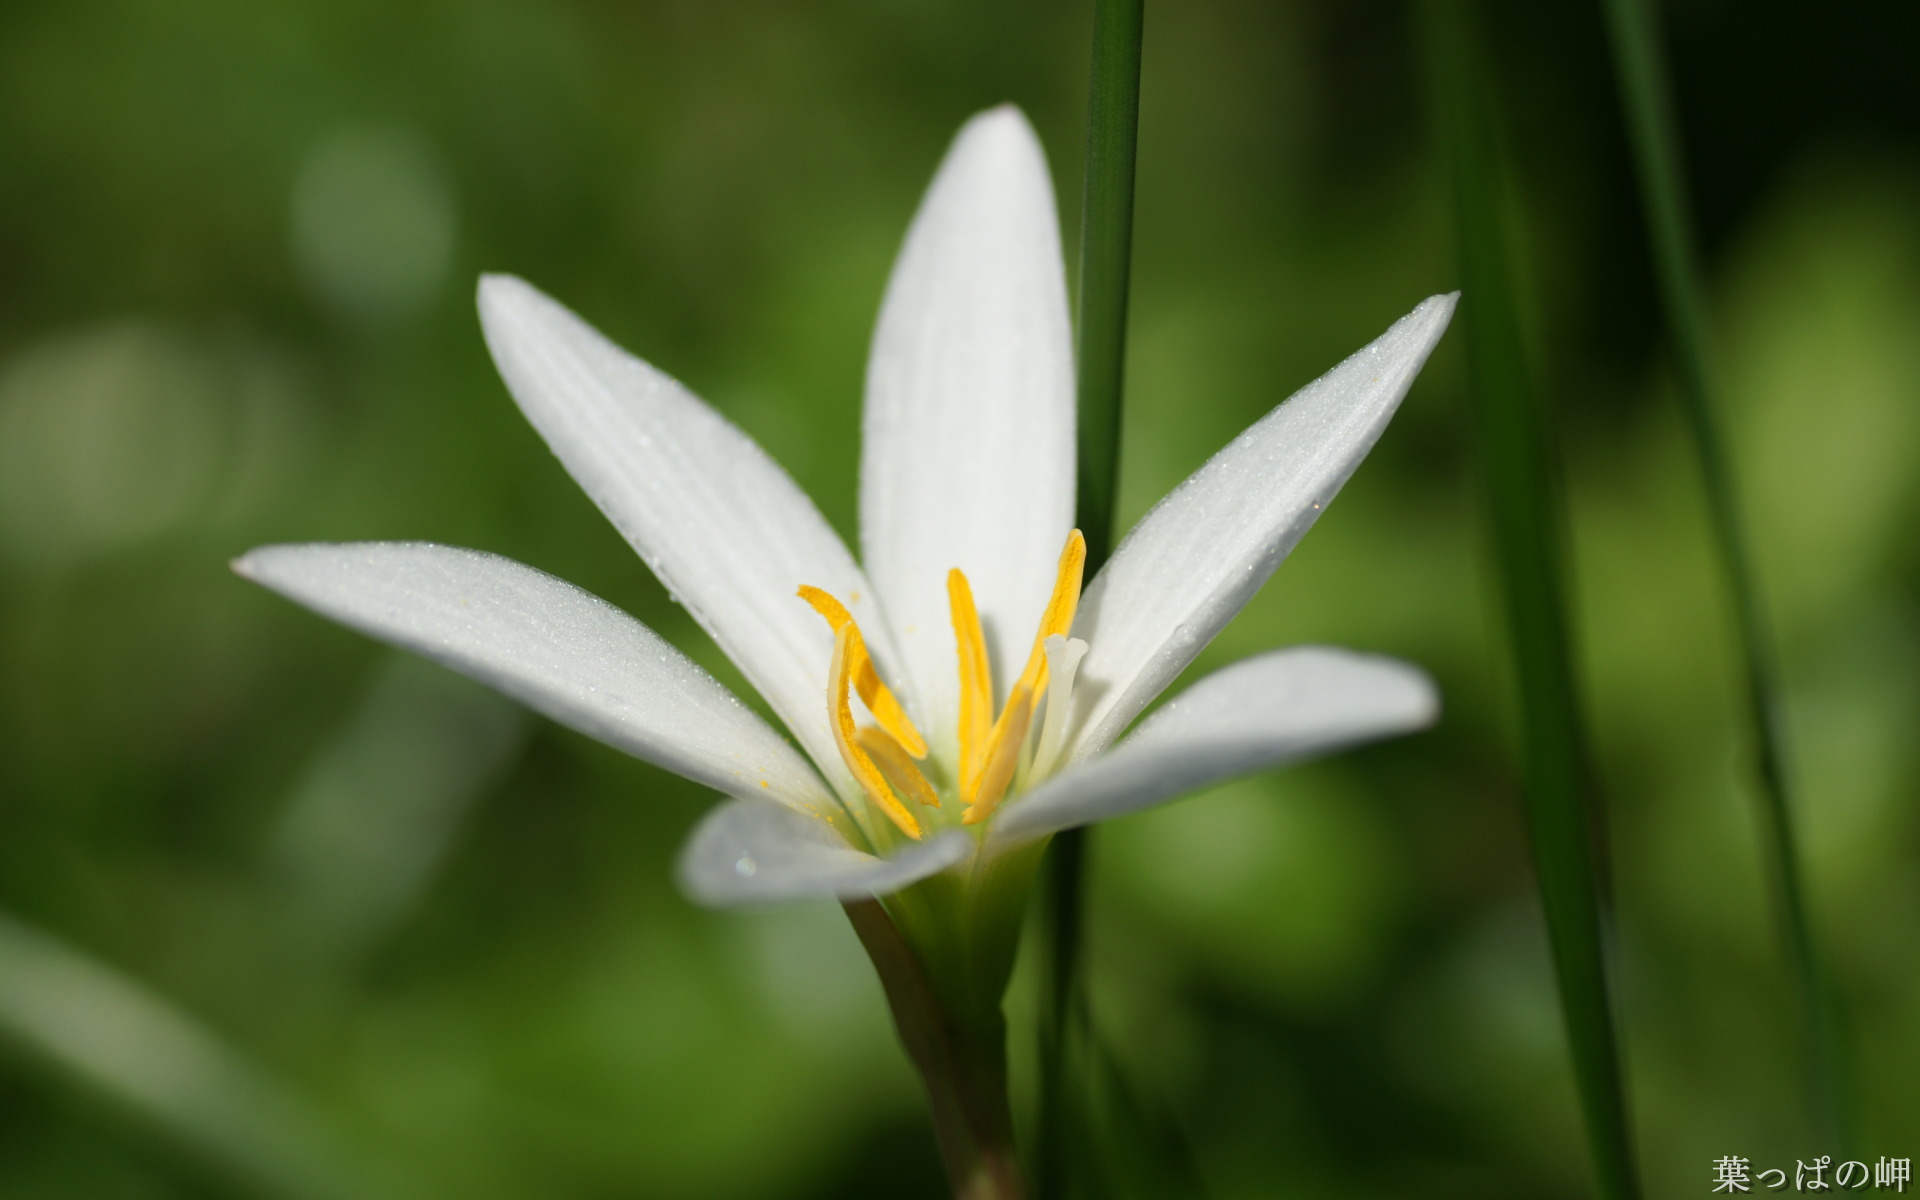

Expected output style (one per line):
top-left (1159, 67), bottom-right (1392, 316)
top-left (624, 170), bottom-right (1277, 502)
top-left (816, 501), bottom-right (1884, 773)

top-left (734, 854), bottom-right (758, 877)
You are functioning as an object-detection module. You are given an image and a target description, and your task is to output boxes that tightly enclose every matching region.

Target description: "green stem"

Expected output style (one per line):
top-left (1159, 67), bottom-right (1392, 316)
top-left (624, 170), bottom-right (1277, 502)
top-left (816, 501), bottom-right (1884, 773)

top-left (1044, 0), bottom-right (1145, 1195)
top-left (846, 900), bottom-right (1024, 1200)
top-left (1595, 0), bottom-right (1845, 1148)
top-left (1419, 5), bottom-right (1641, 1199)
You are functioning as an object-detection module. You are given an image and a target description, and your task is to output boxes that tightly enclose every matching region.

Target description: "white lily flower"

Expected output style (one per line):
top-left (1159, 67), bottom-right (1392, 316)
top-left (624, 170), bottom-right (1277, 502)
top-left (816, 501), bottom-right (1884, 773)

top-left (236, 106), bottom-right (1454, 931)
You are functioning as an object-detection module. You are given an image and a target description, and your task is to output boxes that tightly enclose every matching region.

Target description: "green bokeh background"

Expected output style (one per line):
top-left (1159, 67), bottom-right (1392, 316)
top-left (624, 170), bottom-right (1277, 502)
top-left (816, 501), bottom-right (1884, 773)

top-left (2, 2), bottom-right (1917, 1197)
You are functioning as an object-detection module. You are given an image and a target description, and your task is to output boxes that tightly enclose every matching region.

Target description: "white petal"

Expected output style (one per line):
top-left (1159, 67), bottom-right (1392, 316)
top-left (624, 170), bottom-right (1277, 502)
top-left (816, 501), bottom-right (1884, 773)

top-left (860, 106), bottom-right (1075, 755)
top-left (992, 646), bottom-right (1437, 843)
top-left (678, 799), bottom-right (973, 906)
top-left (234, 542), bottom-right (842, 820)
top-left (478, 274), bottom-right (890, 801)
top-left (1064, 294), bottom-right (1457, 758)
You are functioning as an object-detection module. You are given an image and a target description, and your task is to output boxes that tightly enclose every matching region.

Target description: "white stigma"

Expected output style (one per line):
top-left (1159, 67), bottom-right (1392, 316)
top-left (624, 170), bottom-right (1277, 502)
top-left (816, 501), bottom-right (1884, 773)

top-left (1027, 633), bottom-right (1088, 783)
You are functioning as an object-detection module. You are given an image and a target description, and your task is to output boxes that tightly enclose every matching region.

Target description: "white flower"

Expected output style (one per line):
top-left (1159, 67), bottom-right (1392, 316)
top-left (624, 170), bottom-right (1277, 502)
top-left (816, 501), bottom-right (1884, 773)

top-left (235, 106), bottom-right (1455, 918)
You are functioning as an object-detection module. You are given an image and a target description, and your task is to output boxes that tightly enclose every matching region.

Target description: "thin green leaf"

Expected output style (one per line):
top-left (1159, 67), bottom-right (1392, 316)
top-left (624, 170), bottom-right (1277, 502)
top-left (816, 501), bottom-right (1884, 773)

top-left (1418, 5), bottom-right (1641, 1199)
top-left (1072, 0), bottom-right (1145, 574)
top-left (1042, 0), bottom-right (1145, 1195)
top-left (0, 911), bottom-right (402, 1200)
top-left (1083, 1026), bottom-right (1208, 1200)
top-left (1597, 0), bottom-right (1847, 1148)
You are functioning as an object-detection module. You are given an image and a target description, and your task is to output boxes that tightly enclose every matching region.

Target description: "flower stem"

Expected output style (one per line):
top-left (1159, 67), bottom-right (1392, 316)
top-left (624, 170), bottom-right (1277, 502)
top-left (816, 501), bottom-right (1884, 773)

top-left (1596, 0), bottom-right (1846, 1149)
top-left (845, 900), bottom-right (1025, 1200)
top-left (1046, 0), bottom-right (1145, 1195)
top-left (1419, 5), bottom-right (1641, 1199)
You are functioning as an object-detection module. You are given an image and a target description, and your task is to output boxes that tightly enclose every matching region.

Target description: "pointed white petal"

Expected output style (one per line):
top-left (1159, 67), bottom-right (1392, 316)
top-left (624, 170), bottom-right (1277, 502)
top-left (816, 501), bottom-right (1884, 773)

top-left (992, 647), bottom-right (1437, 843)
top-left (1064, 294), bottom-right (1457, 758)
top-left (678, 799), bottom-right (973, 906)
top-left (860, 106), bottom-right (1075, 753)
top-left (234, 542), bottom-right (842, 819)
top-left (478, 274), bottom-right (891, 800)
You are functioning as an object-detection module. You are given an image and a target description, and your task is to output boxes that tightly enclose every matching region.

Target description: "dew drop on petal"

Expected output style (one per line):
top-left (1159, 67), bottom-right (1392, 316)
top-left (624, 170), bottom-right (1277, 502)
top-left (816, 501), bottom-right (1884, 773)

top-left (734, 854), bottom-right (758, 877)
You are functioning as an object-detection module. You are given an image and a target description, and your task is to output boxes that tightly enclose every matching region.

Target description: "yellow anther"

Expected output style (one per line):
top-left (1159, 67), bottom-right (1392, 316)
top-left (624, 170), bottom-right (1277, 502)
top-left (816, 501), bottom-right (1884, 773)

top-left (804, 530), bottom-right (1088, 836)
top-left (948, 530), bottom-right (1086, 813)
top-left (827, 624), bottom-right (922, 840)
top-left (1013, 529), bottom-right (1086, 703)
top-left (963, 681), bottom-right (1033, 825)
top-left (857, 726), bottom-right (941, 810)
top-left (798, 585), bottom-right (928, 758)
top-left (971, 530), bottom-right (1085, 787)
top-left (947, 568), bottom-right (993, 797)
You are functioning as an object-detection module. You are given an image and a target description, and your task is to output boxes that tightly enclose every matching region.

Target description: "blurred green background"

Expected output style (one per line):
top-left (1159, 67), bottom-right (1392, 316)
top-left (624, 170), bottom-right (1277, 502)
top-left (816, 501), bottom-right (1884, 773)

top-left (2, 1), bottom-right (1917, 1197)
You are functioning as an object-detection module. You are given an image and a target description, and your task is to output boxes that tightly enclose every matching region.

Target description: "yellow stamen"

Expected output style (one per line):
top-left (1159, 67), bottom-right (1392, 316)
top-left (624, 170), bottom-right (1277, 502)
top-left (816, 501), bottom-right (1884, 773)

top-left (827, 624), bottom-right (921, 840)
top-left (798, 585), bottom-right (928, 758)
top-left (963, 681), bottom-right (1033, 824)
top-left (947, 568), bottom-right (993, 796)
top-left (857, 726), bottom-right (941, 809)
top-left (1015, 529), bottom-right (1087, 702)
top-left (975, 530), bottom-right (1086, 780)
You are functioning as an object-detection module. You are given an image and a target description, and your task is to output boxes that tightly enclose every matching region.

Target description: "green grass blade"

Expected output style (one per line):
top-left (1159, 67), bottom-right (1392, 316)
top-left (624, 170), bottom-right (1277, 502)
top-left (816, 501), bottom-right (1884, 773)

top-left (1597, 0), bottom-right (1846, 1148)
top-left (1083, 1025), bottom-right (1209, 1200)
top-left (1035, 828), bottom-right (1090, 1200)
top-left (1418, 5), bottom-right (1641, 1198)
top-left (0, 910), bottom-right (403, 1200)
top-left (1041, 0), bottom-right (1145, 1195)
top-left (1072, 0), bottom-right (1144, 574)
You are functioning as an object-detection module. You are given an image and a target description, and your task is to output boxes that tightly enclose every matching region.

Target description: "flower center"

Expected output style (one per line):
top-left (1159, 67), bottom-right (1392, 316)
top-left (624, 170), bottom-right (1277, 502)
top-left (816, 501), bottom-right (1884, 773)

top-left (799, 530), bottom-right (1086, 842)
